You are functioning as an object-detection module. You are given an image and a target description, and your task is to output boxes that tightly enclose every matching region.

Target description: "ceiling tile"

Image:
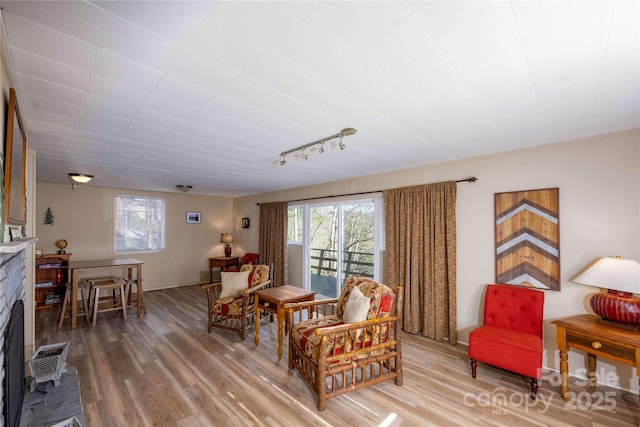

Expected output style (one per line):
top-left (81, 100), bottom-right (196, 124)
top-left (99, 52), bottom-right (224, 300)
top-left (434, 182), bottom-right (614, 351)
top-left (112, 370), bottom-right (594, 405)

top-left (106, 1), bottom-right (209, 45)
top-left (99, 12), bottom-right (182, 72)
top-left (1, 0), bottom-right (106, 44)
top-left (3, 11), bottom-right (96, 70)
top-left (91, 48), bottom-right (164, 94)
top-left (10, 48), bottom-right (90, 90)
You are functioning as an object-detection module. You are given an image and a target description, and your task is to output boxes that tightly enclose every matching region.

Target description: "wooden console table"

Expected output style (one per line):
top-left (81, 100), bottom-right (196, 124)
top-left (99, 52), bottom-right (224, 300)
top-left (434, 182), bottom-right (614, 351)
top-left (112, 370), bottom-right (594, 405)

top-left (254, 285), bottom-right (316, 359)
top-left (551, 314), bottom-right (640, 401)
top-left (208, 256), bottom-right (239, 283)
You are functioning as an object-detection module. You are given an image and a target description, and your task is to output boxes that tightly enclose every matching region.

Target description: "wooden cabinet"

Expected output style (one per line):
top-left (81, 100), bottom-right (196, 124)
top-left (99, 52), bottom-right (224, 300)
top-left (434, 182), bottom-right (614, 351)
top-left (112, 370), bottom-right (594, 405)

top-left (35, 253), bottom-right (71, 310)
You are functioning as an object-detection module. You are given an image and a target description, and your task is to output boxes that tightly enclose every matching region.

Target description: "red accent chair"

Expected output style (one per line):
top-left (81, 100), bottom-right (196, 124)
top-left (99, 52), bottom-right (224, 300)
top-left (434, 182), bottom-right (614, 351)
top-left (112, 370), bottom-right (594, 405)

top-left (469, 284), bottom-right (545, 399)
top-left (223, 253), bottom-right (259, 272)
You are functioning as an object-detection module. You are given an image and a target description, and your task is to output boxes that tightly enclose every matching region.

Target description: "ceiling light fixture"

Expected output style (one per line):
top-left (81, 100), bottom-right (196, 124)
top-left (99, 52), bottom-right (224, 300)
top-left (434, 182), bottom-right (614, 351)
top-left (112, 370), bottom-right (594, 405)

top-left (176, 185), bottom-right (193, 193)
top-left (277, 128), bottom-right (357, 166)
top-left (68, 173), bottom-right (94, 190)
top-left (68, 173), bottom-right (94, 184)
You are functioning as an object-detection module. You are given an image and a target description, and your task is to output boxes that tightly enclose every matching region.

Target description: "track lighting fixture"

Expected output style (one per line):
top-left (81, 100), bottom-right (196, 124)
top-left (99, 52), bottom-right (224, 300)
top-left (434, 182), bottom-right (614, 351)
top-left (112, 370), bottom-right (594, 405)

top-left (277, 128), bottom-right (357, 166)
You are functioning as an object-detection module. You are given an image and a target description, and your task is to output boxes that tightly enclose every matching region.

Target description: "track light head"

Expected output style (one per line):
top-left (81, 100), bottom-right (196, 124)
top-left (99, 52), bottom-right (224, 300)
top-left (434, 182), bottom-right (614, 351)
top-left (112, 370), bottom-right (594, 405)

top-left (338, 135), bottom-right (346, 150)
top-left (279, 154), bottom-right (286, 166)
top-left (319, 143), bottom-right (325, 154)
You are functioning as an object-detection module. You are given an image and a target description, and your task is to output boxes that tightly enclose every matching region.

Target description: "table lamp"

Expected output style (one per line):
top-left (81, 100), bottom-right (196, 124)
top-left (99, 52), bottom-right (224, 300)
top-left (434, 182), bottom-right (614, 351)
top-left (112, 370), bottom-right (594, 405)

top-left (221, 232), bottom-right (233, 257)
top-left (572, 256), bottom-right (640, 330)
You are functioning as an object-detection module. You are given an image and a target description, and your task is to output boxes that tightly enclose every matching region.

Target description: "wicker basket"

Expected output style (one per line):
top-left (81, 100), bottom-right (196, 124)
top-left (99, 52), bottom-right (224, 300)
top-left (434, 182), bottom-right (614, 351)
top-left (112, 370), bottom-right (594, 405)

top-left (29, 341), bottom-right (69, 391)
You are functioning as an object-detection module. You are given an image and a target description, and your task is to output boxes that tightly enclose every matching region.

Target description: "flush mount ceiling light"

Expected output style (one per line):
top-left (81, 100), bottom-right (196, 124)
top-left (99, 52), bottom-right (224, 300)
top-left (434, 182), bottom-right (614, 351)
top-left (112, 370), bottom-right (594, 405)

top-left (68, 173), bottom-right (94, 184)
top-left (176, 185), bottom-right (193, 193)
top-left (277, 128), bottom-right (357, 166)
top-left (68, 173), bottom-right (94, 190)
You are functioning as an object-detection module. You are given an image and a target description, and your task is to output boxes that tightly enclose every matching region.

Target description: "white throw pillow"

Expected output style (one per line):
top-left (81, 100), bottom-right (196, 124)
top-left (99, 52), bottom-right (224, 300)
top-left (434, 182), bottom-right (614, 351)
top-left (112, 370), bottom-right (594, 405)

top-left (343, 286), bottom-right (371, 340)
top-left (220, 271), bottom-right (250, 298)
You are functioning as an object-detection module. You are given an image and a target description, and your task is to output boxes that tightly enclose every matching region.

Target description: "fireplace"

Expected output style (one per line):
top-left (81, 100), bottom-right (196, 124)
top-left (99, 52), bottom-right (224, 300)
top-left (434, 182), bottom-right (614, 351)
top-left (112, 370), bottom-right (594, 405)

top-left (3, 301), bottom-right (24, 427)
top-left (0, 246), bottom-right (28, 427)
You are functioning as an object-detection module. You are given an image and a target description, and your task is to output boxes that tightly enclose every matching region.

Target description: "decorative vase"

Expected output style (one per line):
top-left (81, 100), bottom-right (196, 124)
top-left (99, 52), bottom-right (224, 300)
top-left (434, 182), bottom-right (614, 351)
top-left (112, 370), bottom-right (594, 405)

top-left (590, 290), bottom-right (640, 326)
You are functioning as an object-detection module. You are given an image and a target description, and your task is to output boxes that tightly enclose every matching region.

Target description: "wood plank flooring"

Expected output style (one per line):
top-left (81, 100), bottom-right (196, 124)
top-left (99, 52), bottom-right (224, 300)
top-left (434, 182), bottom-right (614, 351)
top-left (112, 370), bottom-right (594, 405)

top-left (35, 285), bottom-right (639, 426)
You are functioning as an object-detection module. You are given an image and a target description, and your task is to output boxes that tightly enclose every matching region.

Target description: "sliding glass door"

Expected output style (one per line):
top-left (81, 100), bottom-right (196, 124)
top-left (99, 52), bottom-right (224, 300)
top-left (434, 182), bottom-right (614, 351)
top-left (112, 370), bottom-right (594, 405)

top-left (289, 197), bottom-right (381, 298)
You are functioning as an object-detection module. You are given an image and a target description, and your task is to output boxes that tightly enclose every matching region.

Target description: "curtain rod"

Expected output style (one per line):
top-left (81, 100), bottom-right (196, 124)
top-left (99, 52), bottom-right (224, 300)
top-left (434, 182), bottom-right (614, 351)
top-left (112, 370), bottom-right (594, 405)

top-left (256, 176), bottom-right (477, 205)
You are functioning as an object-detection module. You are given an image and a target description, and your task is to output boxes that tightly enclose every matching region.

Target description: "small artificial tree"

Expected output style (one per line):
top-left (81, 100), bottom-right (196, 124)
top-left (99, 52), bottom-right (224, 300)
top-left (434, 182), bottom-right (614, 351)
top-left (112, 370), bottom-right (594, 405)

top-left (43, 207), bottom-right (54, 225)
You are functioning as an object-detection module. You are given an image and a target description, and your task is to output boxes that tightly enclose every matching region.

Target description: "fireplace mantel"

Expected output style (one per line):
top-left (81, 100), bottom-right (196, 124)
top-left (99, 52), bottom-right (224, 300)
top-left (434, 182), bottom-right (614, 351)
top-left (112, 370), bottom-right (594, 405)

top-left (0, 238), bottom-right (37, 254)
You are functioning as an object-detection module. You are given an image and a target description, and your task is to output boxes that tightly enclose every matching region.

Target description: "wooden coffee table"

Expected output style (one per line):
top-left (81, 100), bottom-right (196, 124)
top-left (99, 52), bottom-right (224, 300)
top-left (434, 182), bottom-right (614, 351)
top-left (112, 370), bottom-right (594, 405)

top-left (254, 285), bottom-right (316, 359)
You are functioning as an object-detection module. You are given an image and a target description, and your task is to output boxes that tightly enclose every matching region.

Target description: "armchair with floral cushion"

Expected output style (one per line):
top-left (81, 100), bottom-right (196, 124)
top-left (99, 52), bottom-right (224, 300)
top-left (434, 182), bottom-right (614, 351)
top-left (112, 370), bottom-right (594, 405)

top-left (200, 263), bottom-right (273, 340)
top-left (285, 276), bottom-right (404, 411)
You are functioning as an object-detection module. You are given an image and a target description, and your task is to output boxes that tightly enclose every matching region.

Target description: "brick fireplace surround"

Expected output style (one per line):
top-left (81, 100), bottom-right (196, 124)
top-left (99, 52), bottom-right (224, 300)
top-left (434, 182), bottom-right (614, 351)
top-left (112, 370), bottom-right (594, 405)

top-left (0, 242), bottom-right (30, 427)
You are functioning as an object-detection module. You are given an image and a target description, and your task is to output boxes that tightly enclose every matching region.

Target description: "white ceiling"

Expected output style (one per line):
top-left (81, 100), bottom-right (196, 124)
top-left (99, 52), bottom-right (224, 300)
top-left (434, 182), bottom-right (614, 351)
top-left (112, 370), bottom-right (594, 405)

top-left (0, 1), bottom-right (638, 197)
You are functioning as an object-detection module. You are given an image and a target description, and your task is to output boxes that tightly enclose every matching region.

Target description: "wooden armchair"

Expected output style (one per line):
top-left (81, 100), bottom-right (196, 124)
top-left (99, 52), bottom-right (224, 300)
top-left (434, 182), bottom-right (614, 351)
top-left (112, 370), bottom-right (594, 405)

top-left (285, 277), bottom-right (403, 411)
top-left (201, 264), bottom-right (273, 340)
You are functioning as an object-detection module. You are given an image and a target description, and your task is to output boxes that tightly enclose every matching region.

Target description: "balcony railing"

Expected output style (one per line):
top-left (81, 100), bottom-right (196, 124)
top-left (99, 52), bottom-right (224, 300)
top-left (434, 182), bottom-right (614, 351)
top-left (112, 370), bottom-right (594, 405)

top-left (310, 248), bottom-right (374, 298)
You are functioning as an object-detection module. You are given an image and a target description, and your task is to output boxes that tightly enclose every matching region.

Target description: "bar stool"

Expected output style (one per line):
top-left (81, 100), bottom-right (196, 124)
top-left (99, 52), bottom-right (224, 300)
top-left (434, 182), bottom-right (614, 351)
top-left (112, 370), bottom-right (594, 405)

top-left (88, 277), bottom-right (130, 327)
top-left (58, 282), bottom-right (90, 329)
top-left (125, 277), bottom-right (145, 315)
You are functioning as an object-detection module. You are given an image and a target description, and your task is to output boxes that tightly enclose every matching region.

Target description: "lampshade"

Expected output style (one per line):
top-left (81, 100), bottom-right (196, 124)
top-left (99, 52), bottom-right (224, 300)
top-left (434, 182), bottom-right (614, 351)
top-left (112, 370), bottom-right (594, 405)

top-left (68, 173), bottom-right (93, 184)
top-left (220, 232), bottom-right (233, 244)
top-left (573, 257), bottom-right (640, 294)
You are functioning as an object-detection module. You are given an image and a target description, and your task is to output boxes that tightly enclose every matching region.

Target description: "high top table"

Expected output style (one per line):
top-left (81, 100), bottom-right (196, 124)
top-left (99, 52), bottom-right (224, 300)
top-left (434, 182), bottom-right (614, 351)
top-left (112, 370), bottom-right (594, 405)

top-left (68, 258), bottom-right (145, 329)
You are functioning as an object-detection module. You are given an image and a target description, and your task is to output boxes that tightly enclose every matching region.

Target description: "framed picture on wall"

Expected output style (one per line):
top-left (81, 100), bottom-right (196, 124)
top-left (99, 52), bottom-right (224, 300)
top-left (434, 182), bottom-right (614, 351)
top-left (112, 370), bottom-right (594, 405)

top-left (495, 187), bottom-right (560, 291)
top-left (186, 211), bottom-right (201, 224)
top-left (242, 217), bottom-right (250, 228)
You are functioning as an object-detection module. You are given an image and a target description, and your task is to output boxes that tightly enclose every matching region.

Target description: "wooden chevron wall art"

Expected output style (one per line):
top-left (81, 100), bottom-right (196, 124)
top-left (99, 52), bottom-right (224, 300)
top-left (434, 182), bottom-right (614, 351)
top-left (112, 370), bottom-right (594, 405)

top-left (495, 188), bottom-right (560, 291)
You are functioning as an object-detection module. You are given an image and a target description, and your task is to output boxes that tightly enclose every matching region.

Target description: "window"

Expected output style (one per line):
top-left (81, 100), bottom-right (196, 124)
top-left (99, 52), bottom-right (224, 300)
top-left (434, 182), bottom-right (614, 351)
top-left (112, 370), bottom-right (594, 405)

top-left (115, 195), bottom-right (165, 253)
top-left (288, 205), bottom-right (303, 242)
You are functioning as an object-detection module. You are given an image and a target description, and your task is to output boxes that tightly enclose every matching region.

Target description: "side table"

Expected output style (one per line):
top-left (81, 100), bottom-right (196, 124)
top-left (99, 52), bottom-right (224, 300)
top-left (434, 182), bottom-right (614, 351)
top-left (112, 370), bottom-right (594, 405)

top-left (254, 285), bottom-right (316, 359)
top-left (208, 256), bottom-right (239, 283)
top-left (551, 314), bottom-right (640, 401)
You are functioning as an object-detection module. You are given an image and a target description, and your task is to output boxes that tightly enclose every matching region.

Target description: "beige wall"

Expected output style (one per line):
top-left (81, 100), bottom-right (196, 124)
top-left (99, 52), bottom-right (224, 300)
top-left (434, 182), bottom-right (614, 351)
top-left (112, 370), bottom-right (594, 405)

top-left (1, 30), bottom-right (38, 355)
top-left (234, 129), bottom-right (640, 392)
top-left (35, 183), bottom-right (233, 289)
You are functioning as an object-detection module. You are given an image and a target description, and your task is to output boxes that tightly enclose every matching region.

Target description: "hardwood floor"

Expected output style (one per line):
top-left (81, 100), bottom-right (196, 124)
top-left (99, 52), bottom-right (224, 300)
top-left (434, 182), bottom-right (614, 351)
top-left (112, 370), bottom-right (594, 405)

top-left (35, 285), bottom-right (639, 426)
